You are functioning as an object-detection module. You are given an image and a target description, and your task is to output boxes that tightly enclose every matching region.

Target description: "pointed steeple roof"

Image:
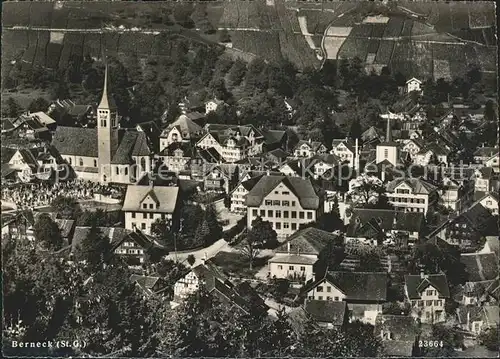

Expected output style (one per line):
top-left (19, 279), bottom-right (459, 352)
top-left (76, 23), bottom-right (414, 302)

top-left (98, 64), bottom-right (117, 110)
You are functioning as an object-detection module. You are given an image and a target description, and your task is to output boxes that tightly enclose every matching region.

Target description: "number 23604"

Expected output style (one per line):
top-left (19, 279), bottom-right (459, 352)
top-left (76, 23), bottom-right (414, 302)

top-left (419, 340), bottom-right (444, 348)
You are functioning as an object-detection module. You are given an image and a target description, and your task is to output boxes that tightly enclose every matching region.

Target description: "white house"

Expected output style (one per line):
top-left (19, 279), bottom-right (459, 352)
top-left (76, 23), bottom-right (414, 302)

top-left (245, 175), bottom-right (323, 240)
top-left (205, 98), bottom-right (224, 114)
top-left (385, 178), bottom-right (438, 214)
top-left (122, 184), bottom-right (180, 235)
top-left (159, 114), bottom-right (204, 152)
top-left (406, 78), bottom-right (422, 94)
top-left (293, 140), bottom-right (327, 159)
top-left (473, 192), bottom-right (499, 215)
top-left (405, 273), bottom-right (450, 324)
top-left (268, 227), bottom-right (339, 283)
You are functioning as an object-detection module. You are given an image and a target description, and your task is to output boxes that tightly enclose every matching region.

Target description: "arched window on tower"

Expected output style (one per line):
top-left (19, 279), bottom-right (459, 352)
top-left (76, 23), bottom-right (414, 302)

top-left (79, 158), bottom-right (83, 166)
top-left (116, 167), bottom-right (119, 175)
top-left (125, 167), bottom-right (128, 176)
top-left (68, 158), bottom-right (72, 165)
top-left (140, 158), bottom-right (146, 172)
top-left (94, 159), bottom-right (97, 167)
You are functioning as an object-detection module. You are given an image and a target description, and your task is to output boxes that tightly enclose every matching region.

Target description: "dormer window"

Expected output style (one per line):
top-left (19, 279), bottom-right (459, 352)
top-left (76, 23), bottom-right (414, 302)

top-left (143, 203), bottom-right (147, 209)
top-left (149, 203), bottom-right (154, 209)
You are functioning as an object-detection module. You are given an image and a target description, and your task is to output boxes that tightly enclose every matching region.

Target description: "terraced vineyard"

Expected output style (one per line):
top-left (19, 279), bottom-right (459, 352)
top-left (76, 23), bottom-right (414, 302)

top-left (1, 0), bottom-right (497, 81)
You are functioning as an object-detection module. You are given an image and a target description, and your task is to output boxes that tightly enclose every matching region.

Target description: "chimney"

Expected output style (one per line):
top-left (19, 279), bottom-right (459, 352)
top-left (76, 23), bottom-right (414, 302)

top-left (420, 270), bottom-right (425, 279)
top-left (386, 117), bottom-right (392, 142)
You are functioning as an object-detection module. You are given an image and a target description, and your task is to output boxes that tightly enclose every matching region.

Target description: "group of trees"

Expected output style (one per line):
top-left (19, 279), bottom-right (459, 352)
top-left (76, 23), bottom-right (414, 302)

top-left (239, 216), bottom-right (278, 270)
top-left (4, 224), bottom-right (383, 357)
top-left (151, 203), bottom-right (222, 251)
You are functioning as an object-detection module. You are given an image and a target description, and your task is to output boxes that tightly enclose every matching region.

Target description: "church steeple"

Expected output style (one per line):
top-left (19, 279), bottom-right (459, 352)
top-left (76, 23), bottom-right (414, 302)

top-left (386, 117), bottom-right (392, 142)
top-left (98, 64), bottom-right (117, 110)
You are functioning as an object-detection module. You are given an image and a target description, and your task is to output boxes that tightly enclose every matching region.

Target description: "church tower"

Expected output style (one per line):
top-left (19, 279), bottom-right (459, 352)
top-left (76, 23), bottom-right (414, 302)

top-left (97, 64), bottom-right (119, 183)
top-left (376, 117), bottom-right (398, 166)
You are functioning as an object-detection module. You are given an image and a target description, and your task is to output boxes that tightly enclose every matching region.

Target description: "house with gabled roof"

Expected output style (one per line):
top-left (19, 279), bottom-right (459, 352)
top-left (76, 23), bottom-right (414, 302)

top-left (173, 261), bottom-right (268, 315)
top-left (385, 178), bottom-right (438, 214)
top-left (374, 314), bottom-right (420, 357)
top-left (245, 175), bottom-right (324, 240)
top-left (293, 139), bottom-right (327, 159)
top-left (130, 274), bottom-right (166, 297)
top-left (474, 146), bottom-right (499, 165)
top-left (308, 153), bottom-right (341, 179)
top-left (457, 305), bottom-right (499, 336)
top-left (7, 146), bottom-right (65, 182)
top-left (304, 300), bottom-right (348, 329)
top-left (203, 164), bottom-right (238, 194)
top-left (205, 98), bottom-right (224, 114)
top-left (459, 251), bottom-right (498, 306)
top-left (484, 152), bottom-right (499, 172)
top-left (229, 173), bottom-right (265, 213)
top-left (402, 138), bottom-right (425, 157)
top-left (428, 203), bottom-right (498, 250)
top-left (299, 271), bottom-right (388, 325)
top-left (404, 273), bottom-right (450, 324)
top-left (346, 208), bottom-right (424, 246)
top-left (261, 129), bottom-right (288, 152)
top-left (277, 158), bottom-right (304, 177)
top-left (159, 114), bottom-right (204, 152)
top-left (474, 167), bottom-right (498, 193)
top-left (268, 227), bottom-right (340, 282)
top-left (122, 184), bottom-right (180, 235)
top-left (158, 142), bottom-right (196, 173)
top-left (406, 77), bottom-right (422, 94)
top-left (473, 191), bottom-right (498, 215)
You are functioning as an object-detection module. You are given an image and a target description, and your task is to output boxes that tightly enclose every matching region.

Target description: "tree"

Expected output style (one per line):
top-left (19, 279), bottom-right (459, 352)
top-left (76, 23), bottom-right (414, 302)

top-left (75, 223), bottom-right (112, 271)
top-left (28, 97), bottom-right (50, 113)
top-left (248, 216), bottom-right (278, 248)
top-left (420, 324), bottom-right (463, 357)
top-left (33, 213), bottom-right (63, 251)
top-left (187, 254), bottom-right (196, 266)
top-left (347, 175), bottom-right (385, 206)
top-left (51, 196), bottom-right (82, 220)
top-left (409, 242), bottom-right (467, 286)
top-left (228, 58), bottom-right (247, 86)
top-left (479, 326), bottom-right (499, 352)
top-left (240, 233), bottom-right (260, 270)
top-left (483, 99), bottom-right (497, 123)
top-left (348, 118), bottom-right (362, 141)
top-left (266, 307), bottom-right (296, 356)
top-left (204, 203), bottom-right (222, 244)
top-left (3, 97), bottom-right (22, 118)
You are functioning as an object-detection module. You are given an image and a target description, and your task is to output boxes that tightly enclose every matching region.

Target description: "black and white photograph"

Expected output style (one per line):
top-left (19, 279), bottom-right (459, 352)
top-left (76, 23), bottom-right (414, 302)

top-left (1, 0), bottom-right (498, 357)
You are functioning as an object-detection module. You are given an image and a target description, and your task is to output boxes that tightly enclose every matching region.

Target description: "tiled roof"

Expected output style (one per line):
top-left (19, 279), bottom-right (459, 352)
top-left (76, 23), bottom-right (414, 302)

top-left (275, 227), bottom-right (339, 255)
top-left (111, 131), bottom-right (149, 164)
top-left (158, 141), bottom-right (195, 157)
top-left (485, 278), bottom-right (500, 301)
top-left (262, 129), bottom-right (286, 145)
top-left (232, 174), bottom-right (264, 194)
top-left (404, 274), bottom-right (450, 299)
top-left (71, 226), bottom-right (131, 253)
top-left (305, 300), bottom-right (346, 325)
top-left (52, 126), bottom-right (98, 157)
top-left (268, 255), bottom-right (317, 265)
top-left (29, 112), bottom-right (56, 126)
top-left (461, 203), bottom-right (497, 236)
top-left (161, 115), bottom-right (204, 139)
top-left (122, 185), bottom-right (179, 213)
top-left (460, 253), bottom-right (498, 282)
top-left (474, 147), bottom-right (498, 158)
top-left (386, 178), bottom-right (437, 195)
top-left (374, 314), bottom-right (419, 342)
top-left (361, 126), bottom-right (381, 142)
top-left (130, 274), bottom-right (160, 294)
top-left (245, 175), bottom-right (320, 210)
top-left (311, 153), bottom-right (341, 166)
top-left (477, 167), bottom-right (494, 179)
top-left (302, 271), bottom-right (388, 302)
top-left (294, 140), bottom-right (325, 152)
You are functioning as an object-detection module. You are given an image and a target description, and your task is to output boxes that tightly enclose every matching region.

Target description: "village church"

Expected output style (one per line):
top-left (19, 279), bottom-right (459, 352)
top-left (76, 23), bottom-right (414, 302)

top-left (51, 66), bottom-right (151, 184)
